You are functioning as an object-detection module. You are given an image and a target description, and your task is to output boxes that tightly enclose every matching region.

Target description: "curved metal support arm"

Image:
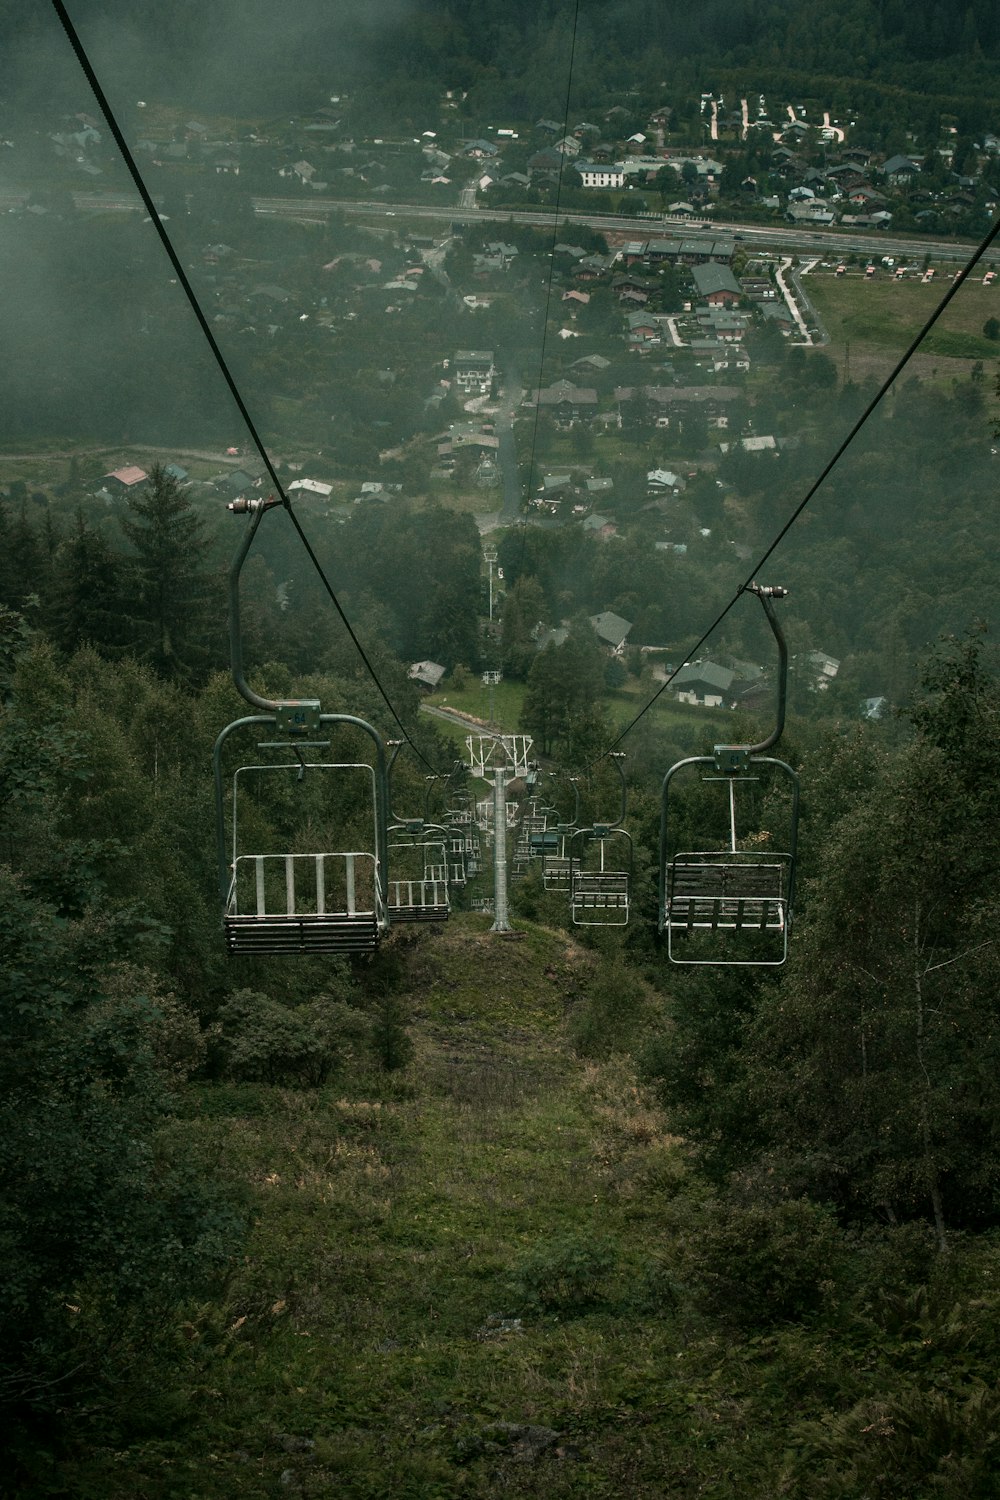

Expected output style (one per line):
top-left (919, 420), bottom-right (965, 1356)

top-left (717, 584), bottom-right (789, 760)
top-left (595, 752), bottom-right (628, 833)
top-left (559, 775), bottom-right (581, 831)
top-left (385, 740), bottom-right (423, 831)
top-left (227, 498), bottom-right (319, 719)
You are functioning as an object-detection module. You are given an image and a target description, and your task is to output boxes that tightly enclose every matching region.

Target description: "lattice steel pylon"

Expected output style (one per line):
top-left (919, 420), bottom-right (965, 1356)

top-left (466, 734), bottom-right (533, 933)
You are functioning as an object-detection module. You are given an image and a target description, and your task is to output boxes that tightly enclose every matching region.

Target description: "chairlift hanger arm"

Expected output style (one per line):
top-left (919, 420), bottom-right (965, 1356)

top-left (547, 771), bottom-right (581, 830)
top-left (594, 752), bottom-right (628, 833)
top-left (717, 584), bottom-right (789, 761)
top-left (227, 496), bottom-right (319, 722)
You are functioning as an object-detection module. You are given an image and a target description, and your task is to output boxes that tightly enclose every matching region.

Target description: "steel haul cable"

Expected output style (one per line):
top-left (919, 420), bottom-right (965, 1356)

top-left (50, 0), bottom-right (441, 774)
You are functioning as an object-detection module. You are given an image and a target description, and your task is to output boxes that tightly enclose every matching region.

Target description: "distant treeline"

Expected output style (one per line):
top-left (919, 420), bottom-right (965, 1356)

top-left (9, 0), bottom-right (1000, 129)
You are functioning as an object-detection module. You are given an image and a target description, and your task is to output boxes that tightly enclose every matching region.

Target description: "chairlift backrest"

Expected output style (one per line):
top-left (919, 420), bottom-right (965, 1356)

top-left (213, 713), bottom-right (390, 955)
top-left (658, 585), bottom-right (799, 966)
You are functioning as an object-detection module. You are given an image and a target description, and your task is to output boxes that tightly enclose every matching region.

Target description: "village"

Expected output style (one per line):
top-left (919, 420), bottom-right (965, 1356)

top-left (5, 77), bottom-right (999, 726)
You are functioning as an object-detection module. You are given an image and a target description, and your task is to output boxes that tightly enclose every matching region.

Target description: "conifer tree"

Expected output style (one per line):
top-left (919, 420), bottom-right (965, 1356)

top-left (50, 508), bottom-right (130, 658)
top-left (119, 464), bottom-right (215, 682)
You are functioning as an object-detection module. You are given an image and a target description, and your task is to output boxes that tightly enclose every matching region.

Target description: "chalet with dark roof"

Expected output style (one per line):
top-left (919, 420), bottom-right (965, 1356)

top-left (691, 263), bottom-right (742, 304)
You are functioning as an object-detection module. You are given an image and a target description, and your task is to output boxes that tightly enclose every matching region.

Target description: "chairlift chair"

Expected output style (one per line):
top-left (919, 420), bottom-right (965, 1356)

top-left (541, 775), bottom-right (580, 890)
top-left (384, 743), bottom-right (450, 922)
top-left (214, 496), bottom-right (390, 955)
top-left (659, 585), bottom-right (800, 966)
top-left (215, 715), bottom-right (390, 954)
top-left (570, 754), bottom-right (633, 926)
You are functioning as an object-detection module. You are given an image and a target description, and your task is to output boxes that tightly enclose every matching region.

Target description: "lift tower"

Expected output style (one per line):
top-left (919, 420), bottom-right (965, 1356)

top-left (466, 732), bottom-right (533, 934)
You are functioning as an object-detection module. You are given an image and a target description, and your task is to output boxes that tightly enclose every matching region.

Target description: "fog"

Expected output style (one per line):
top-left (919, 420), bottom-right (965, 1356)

top-left (1, 0), bottom-right (998, 690)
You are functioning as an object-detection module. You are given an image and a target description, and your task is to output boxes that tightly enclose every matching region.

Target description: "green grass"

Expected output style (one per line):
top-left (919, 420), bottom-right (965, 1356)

top-left (429, 677), bottom-right (527, 730)
top-left (806, 271), bottom-right (1000, 370)
top-left (43, 915), bottom-right (1000, 1499)
top-left (425, 678), bottom-right (727, 751)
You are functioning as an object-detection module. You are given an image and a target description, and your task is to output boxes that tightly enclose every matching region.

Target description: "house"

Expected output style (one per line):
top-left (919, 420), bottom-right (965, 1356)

top-left (531, 380), bottom-right (599, 424)
top-left (288, 478), bottom-right (334, 499)
top-left (741, 277), bottom-right (777, 302)
top-left (616, 384), bottom-right (739, 427)
top-left (104, 465), bottom-right (148, 492)
top-left (527, 147), bottom-right (564, 173)
top-left (719, 435), bottom-right (777, 454)
top-left (618, 240), bottom-right (647, 265)
top-left (881, 154), bottom-right (921, 184)
top-left (582, 512), bottom-right (616, 537)
top-left (804, 650), bottom-right (840, 689)
top-left (647, 469), bottom-right (682, 490)
top-left (485, 241), bottom-right (519, 265)
top-left (214, 469), bottom-right (257, 497)
top-left (697, 307), bottom-right (749, 341)
top-left (589, 611), bottom-right (632, 651)
top-left (688, 337), bottom-right (726, 360)
top-left (672, 660), bottom-right (737, 708)
top-left (691, 262), bottom-right (742, 304)
top-left (626, 310), bottom-right (660, 342)
top-left (453, 350), bottom-right (495, 395)
top-left (409, 661), bottom-right (446, 690)
top-left (847, 184), bottom-right (886, 206)
top-left (786, 203), bottom-right (836, 225)
top-left (613, 272), bottom-right (658, 297)
top-left (575, 160), bottom-right (625, 189)
top-left (840, 211), bottom-right (892, 229)
top-left (575, 254), bottom-right (612, 279)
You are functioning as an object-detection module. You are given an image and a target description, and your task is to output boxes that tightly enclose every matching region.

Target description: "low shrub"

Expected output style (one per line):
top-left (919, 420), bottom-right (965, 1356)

top-left (666, 1193), bottom-right (843, 1327)
top-left (509, 1230), bottom-right (618, 1317)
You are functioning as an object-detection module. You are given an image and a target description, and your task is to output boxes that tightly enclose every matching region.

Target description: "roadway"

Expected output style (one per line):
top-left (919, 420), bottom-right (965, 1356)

top-left (250, 193), bottom-right (977, 268)
top-left (1, 186), bottom-right (974, 272)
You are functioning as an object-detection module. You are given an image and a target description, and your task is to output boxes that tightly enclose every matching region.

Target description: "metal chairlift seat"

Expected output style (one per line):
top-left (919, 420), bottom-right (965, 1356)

top-left (543, 829), bottom-right (574, 889)
top-left (570, 824), bottom-right (633, 927)
top-left (215, 500), bottom-right (390, 956)
top-left (384, 742), bottom-right (453, 922)
top-left (214, 717), bottom-right (390, 956)
top-left (568, 755), bottom-right (631, 926)
top-left (658, 585), bottom-right (799, 967)
top-left (225, 852), bottom-right (383, 954)
top-left (539, 777), bottom-right (579, 890)
top-left (663, 842), bottom-right (794, 964)
top-left (387, 825), bottom-right (450, 921)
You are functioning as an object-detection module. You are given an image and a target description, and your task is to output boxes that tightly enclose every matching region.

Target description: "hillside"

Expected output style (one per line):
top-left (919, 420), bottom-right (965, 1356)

top-left (25, 912), bottom-right (1000, 1500)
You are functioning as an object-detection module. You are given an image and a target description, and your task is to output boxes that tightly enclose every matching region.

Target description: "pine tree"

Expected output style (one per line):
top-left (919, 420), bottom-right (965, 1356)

top-left (50, 508), bottom-right (130, 658)
top-left (119, 465), bottom-right (215, 682)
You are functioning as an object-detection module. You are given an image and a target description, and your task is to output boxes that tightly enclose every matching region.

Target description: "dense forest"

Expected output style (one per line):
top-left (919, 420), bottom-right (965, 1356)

top-left (5, 0), bottom-right (1000, 120)
top-left (3, 468), bottom-right (1000, 1494)
top-left (3, 2), bottom-right (1000, 1493)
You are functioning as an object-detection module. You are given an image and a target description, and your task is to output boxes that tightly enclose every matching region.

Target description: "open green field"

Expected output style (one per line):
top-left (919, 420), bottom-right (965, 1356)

top-left (805, 268), bottom-right (1000, 378)
top-left (423, 678), bottom-right (725, 754)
